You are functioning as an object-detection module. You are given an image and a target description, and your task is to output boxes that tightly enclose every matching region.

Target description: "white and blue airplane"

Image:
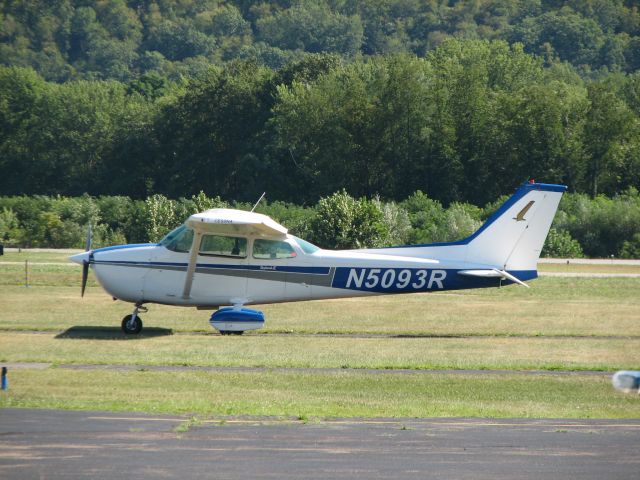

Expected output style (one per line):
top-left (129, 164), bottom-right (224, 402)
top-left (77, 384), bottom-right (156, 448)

top-left (70, 181), bottom-right (566, 334)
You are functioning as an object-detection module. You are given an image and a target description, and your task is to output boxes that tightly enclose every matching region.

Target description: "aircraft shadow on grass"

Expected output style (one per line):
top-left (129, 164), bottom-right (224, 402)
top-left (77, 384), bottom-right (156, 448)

top-left (55, 326), bottom-right (173, 340)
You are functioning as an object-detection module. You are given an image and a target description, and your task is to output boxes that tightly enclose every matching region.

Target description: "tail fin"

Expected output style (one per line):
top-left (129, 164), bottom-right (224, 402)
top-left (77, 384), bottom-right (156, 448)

top-left (368, 182), bottom-right (566, 272)
top-left (463, 182), bottom-right (566, 271)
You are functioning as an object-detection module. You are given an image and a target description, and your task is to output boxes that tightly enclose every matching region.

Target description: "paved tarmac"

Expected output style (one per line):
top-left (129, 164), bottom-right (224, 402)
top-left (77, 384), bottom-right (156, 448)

top-left (1, 409), bottom-right (639, 479)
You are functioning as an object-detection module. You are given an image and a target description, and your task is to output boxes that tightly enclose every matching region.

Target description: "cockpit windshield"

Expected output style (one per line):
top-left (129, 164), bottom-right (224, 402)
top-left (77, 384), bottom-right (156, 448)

top-left (159, 225), bottom-right (194, 253)
top-left (292, 236), bottom-right (320, 254)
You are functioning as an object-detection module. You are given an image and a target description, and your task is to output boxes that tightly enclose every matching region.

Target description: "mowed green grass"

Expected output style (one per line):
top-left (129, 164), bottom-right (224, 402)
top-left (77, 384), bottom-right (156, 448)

top-left (1, 252), bottom-right (639, 418)
top-left (1, 369), bottom-right (638, 419)
top-left (2, 332), bottom-right (638, 371)
top-left (0, 277), bottom-right (637, 337)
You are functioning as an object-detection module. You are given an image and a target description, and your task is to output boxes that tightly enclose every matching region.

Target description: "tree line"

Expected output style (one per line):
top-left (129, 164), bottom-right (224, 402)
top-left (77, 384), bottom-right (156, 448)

top-left (1, 40), bottom-right (639, 206)
top-left (2, 1), bottom-right (640, 81)
top-left (1, 188), bottom-right (639, 258)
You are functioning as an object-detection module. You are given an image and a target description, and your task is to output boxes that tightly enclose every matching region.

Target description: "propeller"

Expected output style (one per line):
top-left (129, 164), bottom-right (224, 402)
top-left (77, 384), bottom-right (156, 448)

top-left (81, 225), bottom-right (93, 297)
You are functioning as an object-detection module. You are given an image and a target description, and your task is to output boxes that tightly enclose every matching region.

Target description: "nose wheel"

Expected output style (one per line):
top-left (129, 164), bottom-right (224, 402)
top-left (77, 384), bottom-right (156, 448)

top-left (121, 305), bottom-right (147, 334)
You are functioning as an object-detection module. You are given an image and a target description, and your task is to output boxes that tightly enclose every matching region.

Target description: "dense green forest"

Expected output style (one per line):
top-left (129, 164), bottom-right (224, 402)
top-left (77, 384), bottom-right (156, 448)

top-left (3, 1), bottom-right (640, 80)
top-left (1, 1), bottom-right (639, 254)
top-left (1, 189), bottom-right (639, 258)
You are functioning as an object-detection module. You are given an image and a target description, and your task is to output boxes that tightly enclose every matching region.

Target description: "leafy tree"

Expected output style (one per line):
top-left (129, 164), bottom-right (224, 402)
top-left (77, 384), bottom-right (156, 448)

top-left (0, 208), bottom-right (21, 246)
top-left (0, 66), bottom-right (48, 195)
top-left (145, 20), bottom-right (216, 61)
top-left (256, 1), bottom-right (364, 56)
top-left (541, 227), bottom-right (584, 258)
top-left (255, 200), bottom-right (316, 240)
top-left (271, 55), bottom-right (437, 202)
top-left (145, 194), bottom-right (177, 242)
top-left (432, 203), bottom-right (482, 242)
top-left (376, 199), bottom-right (412, 246)
top-left (155, 60), bottom-right (275, 201)
top-left (401, 190), bottom-right (446, 244)
top-left (583, 82), bottom-right (637, 197)
top-left (553, 189), bottom-right (640, 257)
top-left (308, 190), bottom-right (389, 249)
top-left (619, 233), bottom-right (640, 259)
top-left (510, 7), bottom-right (607, 67)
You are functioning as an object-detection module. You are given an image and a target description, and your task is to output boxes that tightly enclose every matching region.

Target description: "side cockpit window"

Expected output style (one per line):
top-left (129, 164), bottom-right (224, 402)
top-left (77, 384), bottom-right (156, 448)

top-left (253, 239), bottom-right (296, 259)
top-left (200, 235), bottom-right (247, 258)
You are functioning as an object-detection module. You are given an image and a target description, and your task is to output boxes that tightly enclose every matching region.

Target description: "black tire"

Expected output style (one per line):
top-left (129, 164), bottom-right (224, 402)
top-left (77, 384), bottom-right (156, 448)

top-left (219, 330), bottom-right (244, 336)
top-left (121, 314), bottom-right (143, 334)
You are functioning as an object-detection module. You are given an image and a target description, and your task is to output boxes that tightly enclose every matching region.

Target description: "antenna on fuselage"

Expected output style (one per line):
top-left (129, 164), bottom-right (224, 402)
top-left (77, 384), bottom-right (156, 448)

top-left (251, 192), bottom-right (266, 212)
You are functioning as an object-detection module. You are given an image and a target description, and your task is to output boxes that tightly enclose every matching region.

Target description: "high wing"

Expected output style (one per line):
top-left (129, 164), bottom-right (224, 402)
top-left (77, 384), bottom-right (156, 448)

top-left (186, 209), bottom-right (288, 237)
top-left (182, 209), bottom-right (288, 299)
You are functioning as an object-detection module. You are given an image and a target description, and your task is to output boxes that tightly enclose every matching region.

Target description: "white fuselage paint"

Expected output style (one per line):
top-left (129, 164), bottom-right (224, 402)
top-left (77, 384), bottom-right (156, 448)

top-left (83, 239), bottom-right (480, 307)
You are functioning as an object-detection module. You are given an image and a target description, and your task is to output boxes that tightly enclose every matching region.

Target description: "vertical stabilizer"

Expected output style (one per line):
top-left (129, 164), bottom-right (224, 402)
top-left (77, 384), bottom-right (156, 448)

top-left (464, 182), bottom-right (566, 271)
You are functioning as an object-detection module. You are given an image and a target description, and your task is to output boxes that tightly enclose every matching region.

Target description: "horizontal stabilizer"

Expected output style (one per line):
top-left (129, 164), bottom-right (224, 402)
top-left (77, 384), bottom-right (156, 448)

top-left (458, 269), bottom-right (529, 288)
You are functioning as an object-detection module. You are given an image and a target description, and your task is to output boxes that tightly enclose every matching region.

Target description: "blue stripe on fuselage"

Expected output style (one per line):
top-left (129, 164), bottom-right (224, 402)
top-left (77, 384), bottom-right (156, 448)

top-left (92, 259), bottom-right (330, 275)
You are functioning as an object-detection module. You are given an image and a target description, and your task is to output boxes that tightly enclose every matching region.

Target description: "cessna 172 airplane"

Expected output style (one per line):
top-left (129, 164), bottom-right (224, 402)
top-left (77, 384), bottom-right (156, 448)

top-left (70, 181), bottom-right (566, 334)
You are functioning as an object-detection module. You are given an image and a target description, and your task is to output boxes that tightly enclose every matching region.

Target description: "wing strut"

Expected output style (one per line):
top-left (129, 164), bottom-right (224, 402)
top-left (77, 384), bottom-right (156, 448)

top-left (182, 230), bottom-right (203, 299)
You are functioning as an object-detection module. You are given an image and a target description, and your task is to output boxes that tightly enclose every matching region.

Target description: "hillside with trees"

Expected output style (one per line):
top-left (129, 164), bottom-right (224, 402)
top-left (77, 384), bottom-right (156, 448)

top-left (3, 1), bottom-right (640, 81)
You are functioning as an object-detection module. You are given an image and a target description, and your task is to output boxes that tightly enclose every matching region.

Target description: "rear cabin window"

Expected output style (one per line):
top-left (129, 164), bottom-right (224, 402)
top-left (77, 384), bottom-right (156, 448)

top-left (253, 239), bottom-right (297, 259)
top-left (200, 235), bottom-right (247, 258)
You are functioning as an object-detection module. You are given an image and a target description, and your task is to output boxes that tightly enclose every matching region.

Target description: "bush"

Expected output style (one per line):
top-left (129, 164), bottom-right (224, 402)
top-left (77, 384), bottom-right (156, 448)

top-left (554, 189), bottom-right (640, 257)
top-left (400, 191), bottom-right (446, 244)
top-left (619, 233), bottom-right (640, 259)
top-left (433, 203), bottom-right (482, 242)
top-left (375, 199), bottom-right (412, 246)
top-left (542, 228), bottom-right (584, 258)
top-left (0, 208), bottom-right (21, 246)
top-left (145, 194), bottom-right (178, 242)
top-left (309, 190), bottom-right (389, 249)
top-left (255, 200), bottom-right (316, 240)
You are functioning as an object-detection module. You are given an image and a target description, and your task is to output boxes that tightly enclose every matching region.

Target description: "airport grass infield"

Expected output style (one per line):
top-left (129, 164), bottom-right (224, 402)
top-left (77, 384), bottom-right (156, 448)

top-left (0, 252), bottom-right (639, 418)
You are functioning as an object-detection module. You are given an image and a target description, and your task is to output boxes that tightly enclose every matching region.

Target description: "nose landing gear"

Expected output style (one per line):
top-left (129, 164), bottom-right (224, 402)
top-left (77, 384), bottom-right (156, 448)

top-left (121, 304), bottom-right (147, 334)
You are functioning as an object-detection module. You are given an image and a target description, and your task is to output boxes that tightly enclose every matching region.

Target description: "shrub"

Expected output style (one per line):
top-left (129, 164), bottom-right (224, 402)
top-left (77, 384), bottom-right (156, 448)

top-left (309, 190), bottom-right (389, 249)
top-left (554, 189), bottom-right (640, 257)
top-left (542, 228), bottom-right (584, 258)
top-left (145, 194), bottom-right (178, 242)
top-left (619, 233), bottom-right (640, 259)
top-left (433, 203), bottom-right (482, 242)
top-left (400, 191), bottom-right (446, 244)
top-left (0, 208), bottom-right (21, 246)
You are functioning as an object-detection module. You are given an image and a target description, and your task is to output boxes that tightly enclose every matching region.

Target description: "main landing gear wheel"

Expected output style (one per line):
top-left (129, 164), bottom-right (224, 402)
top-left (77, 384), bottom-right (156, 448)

top-left (121, 314), bottom-right (143, 334)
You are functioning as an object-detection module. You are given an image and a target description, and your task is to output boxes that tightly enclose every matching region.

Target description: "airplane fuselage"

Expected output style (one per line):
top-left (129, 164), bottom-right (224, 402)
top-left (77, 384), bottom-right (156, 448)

top-left (81, 237), bottom-right (530, 308)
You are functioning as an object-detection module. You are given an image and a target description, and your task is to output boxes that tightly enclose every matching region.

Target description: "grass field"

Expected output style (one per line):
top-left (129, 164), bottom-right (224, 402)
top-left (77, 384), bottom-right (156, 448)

top-left (1, 369), bottom-right (636, 419)
top-left (1, 252), bottom-right (639, 418)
